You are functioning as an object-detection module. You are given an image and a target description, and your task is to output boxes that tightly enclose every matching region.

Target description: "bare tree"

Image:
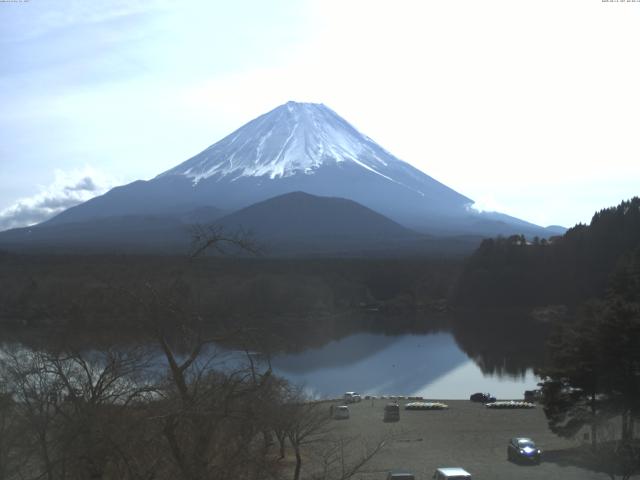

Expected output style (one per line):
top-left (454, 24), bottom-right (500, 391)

top-left (284, 399), bottom-right (332, 480)
top-left (155, 338), bottom-right (284, 480)
top-left (0, 346), bottom-right (159, 480)
top-left (1, 349), bottom-right (63, 480)
top-left (0, 379), bottom-right (25, 480)
top-left (188, 224), bottom-right (261, 259)
top-left (310, 434), bottom-right (388, 480)
top-left (137, 278), bottom-right (282, 480)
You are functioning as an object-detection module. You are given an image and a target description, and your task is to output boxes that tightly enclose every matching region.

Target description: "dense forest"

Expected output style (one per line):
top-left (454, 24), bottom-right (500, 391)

top-left (0, 254), bottom-right (458, 352)
top-left (454, 197), bottom-right (640, 308)
top-left (532, 244), bottom-right (640, 478)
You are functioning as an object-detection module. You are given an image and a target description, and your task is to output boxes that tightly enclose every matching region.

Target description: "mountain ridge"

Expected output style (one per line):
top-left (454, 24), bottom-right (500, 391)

top-left (2, 101), bottom-right (564, 253)
top-left (157, 101), bottom-right (461, 200)
top-left (43, 101), bottom-right (479, 231)
top-left (0, 192), bottom-right (484, 256)
top-left (215, 191), bottom-right (418, 240)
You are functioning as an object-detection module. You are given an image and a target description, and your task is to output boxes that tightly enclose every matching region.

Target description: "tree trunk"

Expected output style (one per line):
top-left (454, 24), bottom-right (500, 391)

top-left (293, 445), bottom-right (302, 480)
top-left (591, 392), bottom-right (598, 450)
top-left (162, 416), bottom-right (193, 480)
top-left (622, 411), bottom-right (629, 442)
top-left (262, 430), bottom-right (273, 453)
top-left (38, 432), bottom-right (55, 480)
top-left (275, 431), bottom-right (286, 459)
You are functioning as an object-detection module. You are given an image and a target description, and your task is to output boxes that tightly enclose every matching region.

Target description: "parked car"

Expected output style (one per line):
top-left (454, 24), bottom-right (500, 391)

top-left (507, 437), bottom-right (542, 464)
top-left (432, 467), bottom-right (472, 479)
top-left (333, 405), bottom-right (350, 420)
top-left (344, 391), bottom-right (362, 403)
top-left (386, 471), bottom-right (415, 480)
top-left (524, 389), bottom-right (542, 402)
top-left (469, 392), bottom-right (496, 403)
top-left (383, 403), bottom-right (400, 422)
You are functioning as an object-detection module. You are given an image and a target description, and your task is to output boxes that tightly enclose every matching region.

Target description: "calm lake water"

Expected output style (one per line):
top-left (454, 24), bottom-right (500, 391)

top-left (269, 332), bottom-right (539, 400)
top-left (3, 327), bottom-right (541, 400)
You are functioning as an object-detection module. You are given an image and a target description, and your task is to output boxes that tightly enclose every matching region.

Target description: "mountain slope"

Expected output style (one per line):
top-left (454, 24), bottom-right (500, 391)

top-left (44, 102), bottom-right (479, 230)
top-left (0, 206), bottom-right (225, 254)
top-left (211, 192), bottom-right (479, 256)
top-left (7, 101), bottom-right (559, 249)
top-left (0, 192), bottom-right (482, 256)
top-left (215, 191), bottom-right (416, 240)
top-left (158, 101), bottom-right (471, 211)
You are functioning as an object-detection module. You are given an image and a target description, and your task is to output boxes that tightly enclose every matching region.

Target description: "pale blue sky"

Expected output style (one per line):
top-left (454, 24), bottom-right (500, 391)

top-left (1, 0), bottom-right (639, 230)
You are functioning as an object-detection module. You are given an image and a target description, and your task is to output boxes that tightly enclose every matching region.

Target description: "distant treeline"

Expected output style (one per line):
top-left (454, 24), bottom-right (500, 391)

top-left (454, 197), bottom-right (640, 308)
top-left (0, 254), bottom-right (459, 346)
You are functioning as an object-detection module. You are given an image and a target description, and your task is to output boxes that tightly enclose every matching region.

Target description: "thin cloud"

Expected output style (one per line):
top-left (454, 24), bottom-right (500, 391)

top-left (0, 168), bottom-right (118, 231)
top-left (64, 176), bottom-right (98, 192)
top-left (467, 195), bottom-right (507, 215)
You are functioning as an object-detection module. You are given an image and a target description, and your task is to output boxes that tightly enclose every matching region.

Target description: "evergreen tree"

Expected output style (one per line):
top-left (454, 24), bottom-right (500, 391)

top-left (536, 309), bottom-right (612, 448)
top-left (455, 197), bottom-right (640, 307)
top-left (538, 246), bottom-right (640, 447)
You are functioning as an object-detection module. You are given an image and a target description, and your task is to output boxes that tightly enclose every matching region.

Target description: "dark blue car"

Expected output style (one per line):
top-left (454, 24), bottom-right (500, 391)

top-left (469, 392), bottom-right (496, 403)
top-left (507, 437), bottom-right (542, 464)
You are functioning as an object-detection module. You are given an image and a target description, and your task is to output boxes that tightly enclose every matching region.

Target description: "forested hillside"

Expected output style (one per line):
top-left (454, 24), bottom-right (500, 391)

top-left (455, 197), bottom-right (640, 307)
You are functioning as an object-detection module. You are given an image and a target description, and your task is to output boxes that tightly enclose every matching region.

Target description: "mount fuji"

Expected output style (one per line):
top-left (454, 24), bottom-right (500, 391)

top-left (0, 101), bottom-right (562, 254)
top-left (46, 101), bottom-right (476, 229)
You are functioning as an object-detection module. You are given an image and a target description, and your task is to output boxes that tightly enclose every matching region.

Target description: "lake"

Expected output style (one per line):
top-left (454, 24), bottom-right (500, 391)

top-left (268, 331), bottom-right (539, 399)
top-left (1, 317), bottom-right (543, 400)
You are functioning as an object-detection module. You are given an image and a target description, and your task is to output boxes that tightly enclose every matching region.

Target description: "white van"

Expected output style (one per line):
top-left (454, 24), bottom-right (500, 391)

top-left (344, 392), bottom-right (362, 403)
top-left (432, 467), bottom-right (472, 480)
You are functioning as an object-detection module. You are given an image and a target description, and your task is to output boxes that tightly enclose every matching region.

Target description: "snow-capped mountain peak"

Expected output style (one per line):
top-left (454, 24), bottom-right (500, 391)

top-left (159, 101), bottom-right (405, 184)
top-left (11, 101), bottom-right (554, 244)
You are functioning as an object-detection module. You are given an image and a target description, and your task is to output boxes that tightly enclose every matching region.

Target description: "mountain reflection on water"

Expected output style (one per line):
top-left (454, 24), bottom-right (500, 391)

top-left (270, 331), bottom-right (539, 399)
top-left (1, 311), bottom-right (547, 400)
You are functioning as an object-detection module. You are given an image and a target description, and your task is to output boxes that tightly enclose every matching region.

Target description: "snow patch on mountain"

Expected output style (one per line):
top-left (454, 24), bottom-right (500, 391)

top-left (158, 101), bottom-right (420, 192)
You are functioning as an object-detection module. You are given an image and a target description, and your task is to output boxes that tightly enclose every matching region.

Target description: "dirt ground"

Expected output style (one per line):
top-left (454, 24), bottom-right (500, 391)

top-left (324, 399), bottom-right (615, 480)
